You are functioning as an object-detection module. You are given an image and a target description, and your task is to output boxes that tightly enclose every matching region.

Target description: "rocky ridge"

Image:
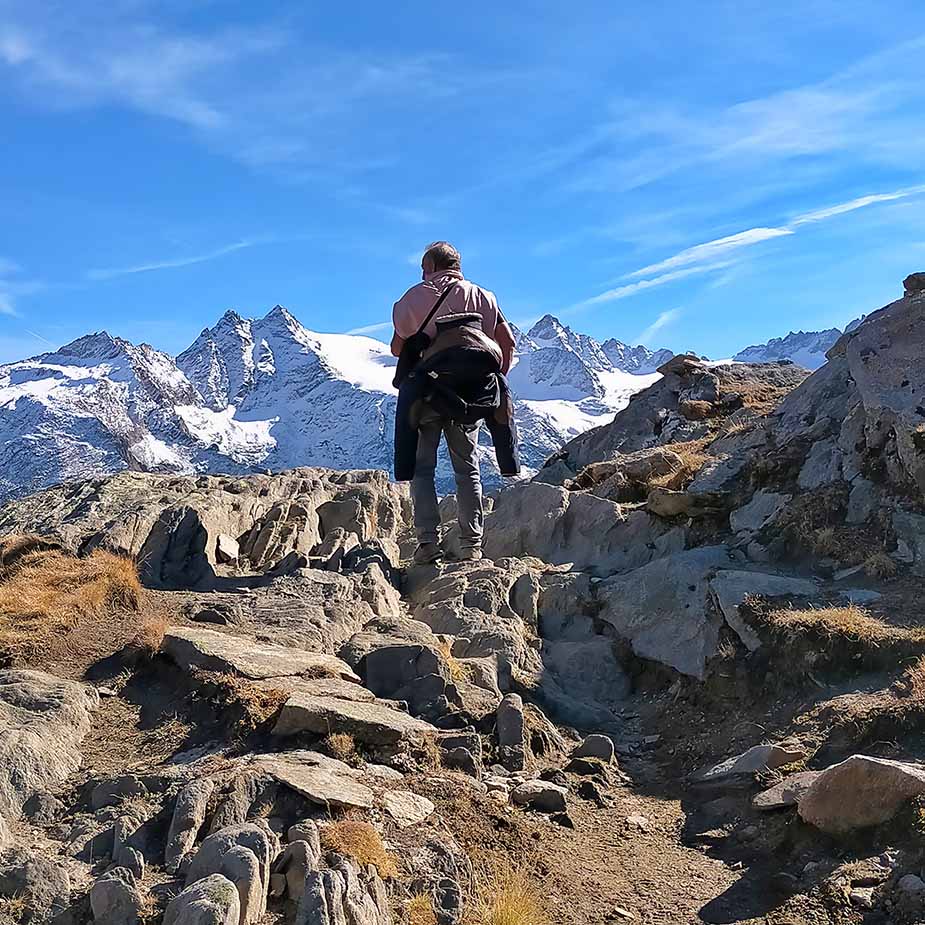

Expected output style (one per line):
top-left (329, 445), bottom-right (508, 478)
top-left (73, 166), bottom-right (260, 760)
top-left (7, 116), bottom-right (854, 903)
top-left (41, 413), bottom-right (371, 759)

top-left (0, 275), bottom-right (923, 922)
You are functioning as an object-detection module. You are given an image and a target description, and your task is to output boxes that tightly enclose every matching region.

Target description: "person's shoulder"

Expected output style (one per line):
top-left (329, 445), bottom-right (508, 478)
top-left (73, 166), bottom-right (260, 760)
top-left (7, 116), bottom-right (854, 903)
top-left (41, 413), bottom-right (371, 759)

top-left (394, 279), bottom-right (431, 310)
top-left (466, 279), bottom-right (499, 304)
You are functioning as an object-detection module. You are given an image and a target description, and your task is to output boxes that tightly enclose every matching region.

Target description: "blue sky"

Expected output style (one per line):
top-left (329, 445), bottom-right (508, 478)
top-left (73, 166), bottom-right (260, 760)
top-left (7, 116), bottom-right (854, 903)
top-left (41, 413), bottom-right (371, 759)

top-left (2, 1), bottom-right (925, 363)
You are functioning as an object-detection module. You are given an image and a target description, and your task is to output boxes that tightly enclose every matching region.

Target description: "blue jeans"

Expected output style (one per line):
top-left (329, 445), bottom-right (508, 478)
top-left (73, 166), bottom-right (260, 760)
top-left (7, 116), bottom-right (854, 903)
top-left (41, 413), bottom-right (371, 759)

top-left (412, 415), bottom-right (483, 549)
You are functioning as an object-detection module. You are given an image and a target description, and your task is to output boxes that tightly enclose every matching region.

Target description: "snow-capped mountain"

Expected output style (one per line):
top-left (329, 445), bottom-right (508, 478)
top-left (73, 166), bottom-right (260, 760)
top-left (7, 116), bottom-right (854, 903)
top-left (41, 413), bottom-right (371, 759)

top-left (0, 307), bottom-right (668, 501)
top-left (733, 329), bottom-right (842, 369)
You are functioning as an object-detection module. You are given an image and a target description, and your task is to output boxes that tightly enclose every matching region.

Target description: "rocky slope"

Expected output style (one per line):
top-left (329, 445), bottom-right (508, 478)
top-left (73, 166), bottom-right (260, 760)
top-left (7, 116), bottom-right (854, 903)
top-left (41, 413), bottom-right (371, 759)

top-left (0, 274), bottom-right (923, 924)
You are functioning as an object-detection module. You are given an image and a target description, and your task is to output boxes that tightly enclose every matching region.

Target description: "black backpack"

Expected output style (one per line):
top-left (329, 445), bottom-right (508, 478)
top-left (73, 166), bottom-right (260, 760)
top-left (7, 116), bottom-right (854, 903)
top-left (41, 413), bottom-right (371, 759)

top-left (391, 282), bottom-right (460, 388)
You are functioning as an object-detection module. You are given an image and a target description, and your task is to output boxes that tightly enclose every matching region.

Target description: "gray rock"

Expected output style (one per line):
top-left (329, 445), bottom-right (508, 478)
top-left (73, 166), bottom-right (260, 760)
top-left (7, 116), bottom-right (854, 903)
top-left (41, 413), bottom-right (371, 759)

top-left (273, 690), bottom-right (435, 746)
top-left (0, 669), bottom-right (99, 822)
top-left (482, 481), bottom-right (686, 576)
top-left (572, 735), bottom-right (615, 764)
top-left (899, 874), bottom-right (925, 894)
top-left (274, 839), bottom-right (321, 900)
top-left (797, 439), bottom-right (843, 490)
top-left (799, 755), bottom-right (925, 834)
top-left (729, 491), bottom-right (791, 534)
top-left (287, 820), bottom-right (322, 857)
top-left (186, 823), bottom-right (280, 925)
top-left (752, 771), bottom-right (821, 810)
top-left (596, 547), bottom-right (733, 678)
top-left (254, 752), bottom-right (374, 810)
top-left (381, 790), bottom-right (436, 828)
top-left (91, 775), bottom-right (147, 810)
top-left (442, 747), bottom-right (480, 778)
top-left (496, 694), bottom-right (526, 772)
top-left (708, 570), bottom-right (817, 652)
top-left (90, 867), bottom-right (144, 925)
top-left (164, 874), bottom-right (240, 925)
top-left (296, 859), bottom-right (390, 925)
top-left (0, 848), bottom-right (71, 919)
top-left (846, 478), bottom-right (878, 524)
top-left (166, 778), bottom-right (215, 873)
top-left (894, 511), bottom-right (925, 577)
top-left (694, 743), bottom-right (807, 785)
top-left (511, 780), bottom-right (568, 813)
top-left (162, 625), bottom-right (359, 682)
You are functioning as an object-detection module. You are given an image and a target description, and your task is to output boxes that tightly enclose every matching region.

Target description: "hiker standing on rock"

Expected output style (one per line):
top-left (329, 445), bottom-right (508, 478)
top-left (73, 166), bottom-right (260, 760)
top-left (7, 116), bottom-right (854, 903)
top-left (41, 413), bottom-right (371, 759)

top-left (391, 241), bottom-right (519, 565)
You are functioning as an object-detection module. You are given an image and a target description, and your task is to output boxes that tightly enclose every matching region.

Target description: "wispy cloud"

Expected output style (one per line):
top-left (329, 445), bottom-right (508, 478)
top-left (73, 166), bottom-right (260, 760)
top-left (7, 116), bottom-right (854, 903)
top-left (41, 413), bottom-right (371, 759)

top-left (577, 183), bottom-right (925, 311)
top-left (637, 308), bottom-right (682, 345)
top-left (346, 320), bottom-right (392, 335)
top-left (570, 265), bottom-right (725, 312)
top-left (791, 184), bottom-right (925, 225)
top-left (87, 240), bottom-right (260, 281)
top-left (626, 228), bottom-right (793, 279)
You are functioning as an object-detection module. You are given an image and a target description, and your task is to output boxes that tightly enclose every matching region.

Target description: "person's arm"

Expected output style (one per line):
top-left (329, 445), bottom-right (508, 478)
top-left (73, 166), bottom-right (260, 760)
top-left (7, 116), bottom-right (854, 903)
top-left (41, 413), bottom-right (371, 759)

top-left (496, 319), bottom-right (515, 375)
top-left (391, 298), bottom-right (407, 356)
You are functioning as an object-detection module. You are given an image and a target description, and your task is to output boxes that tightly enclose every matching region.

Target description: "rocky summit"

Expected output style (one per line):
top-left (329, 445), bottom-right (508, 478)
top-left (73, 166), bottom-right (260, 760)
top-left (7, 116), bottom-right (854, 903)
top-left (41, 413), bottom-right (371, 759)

top-left (0, 276), bottom-right (923, 924)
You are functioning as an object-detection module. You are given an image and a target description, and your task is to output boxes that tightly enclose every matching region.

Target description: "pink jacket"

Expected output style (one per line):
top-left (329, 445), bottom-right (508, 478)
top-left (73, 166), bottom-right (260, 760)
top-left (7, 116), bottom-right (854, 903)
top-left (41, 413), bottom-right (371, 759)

top-left (392, 269), bottom-right (503, 340)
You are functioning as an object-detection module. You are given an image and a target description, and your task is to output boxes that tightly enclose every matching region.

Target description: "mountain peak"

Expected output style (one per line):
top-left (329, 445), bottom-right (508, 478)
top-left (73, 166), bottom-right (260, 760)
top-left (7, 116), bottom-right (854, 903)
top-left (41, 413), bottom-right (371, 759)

top-left (53, 331), bottom-right (127, 361)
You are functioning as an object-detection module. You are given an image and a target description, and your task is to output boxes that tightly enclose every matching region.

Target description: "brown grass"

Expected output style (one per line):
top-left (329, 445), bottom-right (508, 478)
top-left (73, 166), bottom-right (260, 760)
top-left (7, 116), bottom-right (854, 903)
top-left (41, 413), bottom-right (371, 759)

top-left (0, 547), bottom-right (143, 658)
top-left (204, 673), bottom-right (289, 735)
top-left (768, 604), bottom-right (905, 642)
top-left (648, 439), bottom-right (712, 491)
top-left (437, 639), bottom-right (468, 683)
top-left (864, 552), bottom-right (899, 579)
top-left (407, 893), bottom-right (438, 925)
top-left (466, 861), bottom-right (548, 925)
top-left (735, 377), bottom-right (801, 414)
top-left (325, 731), bottom-right (359, 764)
top-left (133, 608), bottom-right (169, 654)
top-left (321, 821), bottom-right (400, 879)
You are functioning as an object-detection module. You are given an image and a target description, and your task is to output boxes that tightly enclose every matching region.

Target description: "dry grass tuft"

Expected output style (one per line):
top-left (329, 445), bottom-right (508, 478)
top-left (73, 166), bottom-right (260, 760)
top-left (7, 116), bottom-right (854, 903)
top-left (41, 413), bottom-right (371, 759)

top-left (437, 639), bottom-right (468, 683)
top-left (407, 893), bottom-right (438, 925)
top-left (321, 821), bottom-right (400, 879)
top-left (0, 547), bottom-right (143, 658)
top-left (864, 552), bottom-right (899, 579)
top-left (466, 861), bottom-right (548, 925)
top-left (325, 731), bottom-right (359, 764)
top-left (768, 604), bottom-right (901, 642)
top-left (133, 609), bottom-right (169, 655)
top-left (648, 439), bottom-right (712, 491)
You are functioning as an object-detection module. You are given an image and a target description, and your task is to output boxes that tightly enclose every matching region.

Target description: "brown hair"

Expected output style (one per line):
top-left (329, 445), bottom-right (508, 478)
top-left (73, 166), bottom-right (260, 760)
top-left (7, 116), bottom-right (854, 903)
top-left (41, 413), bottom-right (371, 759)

top-left (423, 241), bottom-right (461, 272)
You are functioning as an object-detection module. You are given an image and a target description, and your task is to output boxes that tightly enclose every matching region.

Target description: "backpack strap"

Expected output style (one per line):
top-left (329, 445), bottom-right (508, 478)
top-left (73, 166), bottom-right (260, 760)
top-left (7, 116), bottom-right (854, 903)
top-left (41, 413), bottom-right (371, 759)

top-left (414, 281), bottom-right (460, 337)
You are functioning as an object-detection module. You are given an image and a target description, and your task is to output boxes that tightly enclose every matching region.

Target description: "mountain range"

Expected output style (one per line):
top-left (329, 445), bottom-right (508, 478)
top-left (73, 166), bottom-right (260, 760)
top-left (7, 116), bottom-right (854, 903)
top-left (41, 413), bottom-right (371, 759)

top-left (0, 308), bottom-right (861, 501)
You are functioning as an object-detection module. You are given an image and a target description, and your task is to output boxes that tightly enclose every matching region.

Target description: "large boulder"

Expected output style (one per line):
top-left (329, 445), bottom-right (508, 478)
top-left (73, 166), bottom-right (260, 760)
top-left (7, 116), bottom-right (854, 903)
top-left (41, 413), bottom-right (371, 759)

top-left (798, 755), bottom-right (925, 834)
top-left (595, 547), bottom-right (735, 678)
top-left (90, 867), bottom-right (144, 925)
top-left (0, 670), bottom-right (99, 822)
top-left (481, 482), bottom-right (685, 576)
top-left (165, 779), bottom-right (215, 873)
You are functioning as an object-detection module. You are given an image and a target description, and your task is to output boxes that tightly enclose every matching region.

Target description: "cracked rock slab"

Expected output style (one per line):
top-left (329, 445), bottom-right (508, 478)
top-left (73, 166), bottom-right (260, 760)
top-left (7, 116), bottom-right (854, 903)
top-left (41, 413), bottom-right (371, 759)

top-left (273, 690), bottom-right (436, 745)
top-left (161, 626), bottom-right (359, 682)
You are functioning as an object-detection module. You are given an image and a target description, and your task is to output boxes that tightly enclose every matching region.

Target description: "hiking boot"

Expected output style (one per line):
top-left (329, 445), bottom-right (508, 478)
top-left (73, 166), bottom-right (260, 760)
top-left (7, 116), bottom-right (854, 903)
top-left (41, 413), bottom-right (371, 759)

top-left (454, 547), bottom-right (483, 562)
top-left (413, 543), bottom-right (442, 565)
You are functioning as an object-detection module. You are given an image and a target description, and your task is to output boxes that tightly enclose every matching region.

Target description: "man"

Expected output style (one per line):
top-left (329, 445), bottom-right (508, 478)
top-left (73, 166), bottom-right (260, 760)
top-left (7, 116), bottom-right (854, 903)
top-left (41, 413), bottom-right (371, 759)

top-left (392, 241), bottom-right (516, 564)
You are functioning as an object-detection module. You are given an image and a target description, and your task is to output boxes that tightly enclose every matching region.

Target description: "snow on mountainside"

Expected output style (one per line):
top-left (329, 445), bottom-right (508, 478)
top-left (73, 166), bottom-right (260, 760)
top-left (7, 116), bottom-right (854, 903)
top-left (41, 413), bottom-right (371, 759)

top-left (731, 319), bottom-right (867, 370)
top-left (0, 307), bottom-right (670, 501)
